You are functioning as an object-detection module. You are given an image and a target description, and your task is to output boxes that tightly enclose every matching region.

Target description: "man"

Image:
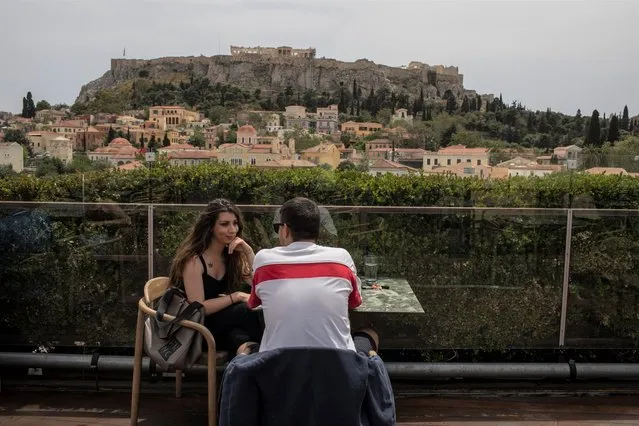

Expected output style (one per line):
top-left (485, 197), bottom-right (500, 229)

top-left (247, 197), bottom-right (378, 355)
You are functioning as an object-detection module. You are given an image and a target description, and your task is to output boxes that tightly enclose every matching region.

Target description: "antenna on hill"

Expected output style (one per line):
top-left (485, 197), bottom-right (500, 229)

top-left (218, 36), bottom-right (220, 55)
top-left (123, 47), bottom-right (126, 58)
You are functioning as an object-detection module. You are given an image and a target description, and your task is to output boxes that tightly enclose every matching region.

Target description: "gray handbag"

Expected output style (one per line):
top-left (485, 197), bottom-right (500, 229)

top-left (144, 287), bottom-right (205, 372)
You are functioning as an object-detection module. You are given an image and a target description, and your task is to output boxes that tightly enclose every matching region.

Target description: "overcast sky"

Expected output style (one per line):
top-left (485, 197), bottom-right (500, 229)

top-left (1, 0), bottom-right (637, 117)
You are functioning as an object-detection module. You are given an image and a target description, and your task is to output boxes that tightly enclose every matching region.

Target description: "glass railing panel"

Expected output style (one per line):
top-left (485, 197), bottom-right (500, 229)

top-left (566, 209), bottom-right (639, 348)
top-left (348, 207), bottom-right (568, 350)
top-left (0, 202), bottom-right (148, 347)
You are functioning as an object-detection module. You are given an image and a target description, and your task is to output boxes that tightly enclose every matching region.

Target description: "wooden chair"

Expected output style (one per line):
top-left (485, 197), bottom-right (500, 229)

top-left (130, 277), bottom-right (228, 426)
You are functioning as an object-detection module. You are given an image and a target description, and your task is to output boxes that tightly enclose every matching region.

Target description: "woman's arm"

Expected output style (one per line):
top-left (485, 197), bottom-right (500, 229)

top-left (182, 257), bottom-right (236, 315)
top-left (228, 237), bottom-right (256, 282)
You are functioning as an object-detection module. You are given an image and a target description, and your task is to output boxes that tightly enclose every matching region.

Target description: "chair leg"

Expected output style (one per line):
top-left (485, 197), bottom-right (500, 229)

top-left (208, 349), bottom-right (216, 426)
top-left (175, 369), bottom-right (183, 398)
top-left (130, 309), bottom-right (145, 425)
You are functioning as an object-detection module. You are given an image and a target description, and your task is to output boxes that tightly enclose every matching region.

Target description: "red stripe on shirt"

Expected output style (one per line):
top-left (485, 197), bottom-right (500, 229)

top-left (249, 262), bottom-right (362, 309)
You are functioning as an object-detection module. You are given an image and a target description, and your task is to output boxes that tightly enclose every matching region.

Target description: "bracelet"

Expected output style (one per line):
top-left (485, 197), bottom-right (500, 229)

top-left (229, 294), bottom-right (234, 304)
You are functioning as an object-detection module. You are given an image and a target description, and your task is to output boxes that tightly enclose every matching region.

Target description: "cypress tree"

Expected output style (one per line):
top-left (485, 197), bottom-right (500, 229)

top-left (586, 110), bottom-right (601, 146)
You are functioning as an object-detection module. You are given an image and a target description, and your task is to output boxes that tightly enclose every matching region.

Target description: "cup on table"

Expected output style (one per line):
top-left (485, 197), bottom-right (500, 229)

top-left (363, 255), bottom-right (379, 285)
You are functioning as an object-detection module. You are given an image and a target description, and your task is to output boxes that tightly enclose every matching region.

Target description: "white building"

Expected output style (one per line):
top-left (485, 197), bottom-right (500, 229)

top-left (391, 108), bottom-right (413, 125)
top-left (265, 113), bottom-right (282, 132)
top-left (369, 159), bottom-right (418, 176)
top-left (423, 145), bottom-right (490, 171)
top-left (0, 142), bottom-right (24, 172)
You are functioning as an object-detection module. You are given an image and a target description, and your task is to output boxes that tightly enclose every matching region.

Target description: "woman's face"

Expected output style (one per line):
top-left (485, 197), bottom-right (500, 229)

top-left (212, 211), bottom-right (239, 246)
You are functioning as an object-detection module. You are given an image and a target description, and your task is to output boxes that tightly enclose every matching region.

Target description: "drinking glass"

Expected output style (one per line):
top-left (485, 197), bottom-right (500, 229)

top-left (363, 255), bottom-right (379, 284)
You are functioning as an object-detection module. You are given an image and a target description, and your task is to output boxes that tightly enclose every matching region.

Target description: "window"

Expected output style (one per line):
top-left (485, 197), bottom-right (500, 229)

top-left (457, 159), bottom-right (461, 164)
top-left (434, 159), bottom-right (439, 165)
top-left (477, 160), bottom-right (481, 165)
top-left (426, 158), bottom-right (431, 165)
top-left (447, 159), bottom-right (451, 165)
top-left (466, 159), bottom-right (471, 163)
top-left (250, 158), bottom-right (256, 165)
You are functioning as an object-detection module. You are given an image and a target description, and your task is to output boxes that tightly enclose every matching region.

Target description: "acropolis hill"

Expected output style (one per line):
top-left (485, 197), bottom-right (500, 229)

top-left (76, 45), bottom-right (492, 106)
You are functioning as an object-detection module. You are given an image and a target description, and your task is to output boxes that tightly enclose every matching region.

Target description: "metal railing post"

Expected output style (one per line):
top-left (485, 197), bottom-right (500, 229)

top-left (147, 205), bottom-right (154, 281)
top-left (559, 209), bottom-right (573, 347)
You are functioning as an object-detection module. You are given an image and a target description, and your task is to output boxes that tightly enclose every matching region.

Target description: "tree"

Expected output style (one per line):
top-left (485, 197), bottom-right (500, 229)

top-left (365, 87), bottom-right (378, 116)
top-left (162, 133), bottom-right (170, 147)
top-left (446, 95), bottom-right (457, 114)
top-left (460, 96), bottom-right (470, 113)
top-left (35, 157), bottom-right (67, 177)
top-left (36, 100), bottom-right (51, 111)
top-left (189, 128), bottom-right (205, 147)
top-left (105, 126), bottom-right (116, 145)
top-left (621, 105), bottom-right (630, 131)
top-left (608, 114), bottom-right (620, 143)
top-left (148, 135), bottom-right (158, 151)
top-left (585, 110), bottom-right (601, 146)
top-left (441, 123), bottom-right (457, 146)
top-left (426, 107), bottom-right (432, 121)
top-left (350, 80), bottom-right (357, 116)
top-left (21, 92), bottom-right (36, 118)
top-left (336, 161), bottom-right (357, 172)
top-left (254, 89), bottom-right (261, 101)
top-left (476, 94), bottom-right (482, 111)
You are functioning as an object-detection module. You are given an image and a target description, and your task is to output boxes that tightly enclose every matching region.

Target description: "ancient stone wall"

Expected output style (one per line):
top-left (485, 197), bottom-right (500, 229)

top-left (230, 45), bottom-right (316, 59)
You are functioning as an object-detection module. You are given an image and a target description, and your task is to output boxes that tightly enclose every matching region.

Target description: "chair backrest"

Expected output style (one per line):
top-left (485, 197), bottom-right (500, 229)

top-left (144, 276), bottom-right (171, 304)
top-left (219, 348), bottom-right (397, 426)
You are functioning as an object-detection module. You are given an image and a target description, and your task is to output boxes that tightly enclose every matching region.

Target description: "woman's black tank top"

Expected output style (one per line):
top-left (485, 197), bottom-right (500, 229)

top-left (198, 255), bottom-right (228, 300)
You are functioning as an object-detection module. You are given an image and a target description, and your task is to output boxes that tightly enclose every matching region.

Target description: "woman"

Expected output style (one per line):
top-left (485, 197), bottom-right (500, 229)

top-left (169, 199), bottom-right (262, 356)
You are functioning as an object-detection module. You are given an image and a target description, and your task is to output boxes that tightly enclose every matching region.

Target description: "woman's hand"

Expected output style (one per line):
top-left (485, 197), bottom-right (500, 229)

top-left (227, 237), bottom-right (253, 255)
top-left (231, 291), bottom-right (250, 304)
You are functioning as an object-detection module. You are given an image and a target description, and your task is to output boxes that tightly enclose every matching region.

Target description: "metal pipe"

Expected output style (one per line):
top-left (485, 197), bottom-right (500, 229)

top-left (385, 362), bottom-right (571, 380)
top-left (4, 353), bottom-right (639, 381)
top-left (576, 364), bottom-right (639, 380)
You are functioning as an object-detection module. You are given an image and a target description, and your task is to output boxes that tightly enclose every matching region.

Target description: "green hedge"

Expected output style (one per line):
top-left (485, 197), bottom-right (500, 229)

top-left (2, 163), bottom-right (639, 208)
top-left (2, 164), bottom-right (639, 350)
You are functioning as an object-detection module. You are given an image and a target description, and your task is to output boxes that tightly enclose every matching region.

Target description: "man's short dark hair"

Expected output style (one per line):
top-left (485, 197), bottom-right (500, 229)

top-left (279, 197), bottom-right (320, 241)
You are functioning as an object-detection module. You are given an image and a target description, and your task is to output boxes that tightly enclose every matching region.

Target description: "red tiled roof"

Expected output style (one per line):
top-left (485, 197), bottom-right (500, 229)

top-left (438, 144), bottom-right (489, 155)
top-left (370, 159), bottom-right (417, 170)
top-left (167, 151), bottom-right (217, 159)
top-left (158, 143), bottom-right (195, 151)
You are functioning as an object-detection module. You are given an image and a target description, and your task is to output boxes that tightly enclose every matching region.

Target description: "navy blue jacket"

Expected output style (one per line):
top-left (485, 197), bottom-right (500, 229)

top-left (218, 348), bottom-right (396, 426)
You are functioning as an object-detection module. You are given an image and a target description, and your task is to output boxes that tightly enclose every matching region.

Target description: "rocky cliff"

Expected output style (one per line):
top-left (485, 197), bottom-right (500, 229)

top-left (76, 54), bottom-right (485, 106)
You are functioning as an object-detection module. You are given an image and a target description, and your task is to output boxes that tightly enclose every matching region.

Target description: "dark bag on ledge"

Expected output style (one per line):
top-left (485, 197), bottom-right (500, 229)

top-left (144, 287), bottom-right (205, 372)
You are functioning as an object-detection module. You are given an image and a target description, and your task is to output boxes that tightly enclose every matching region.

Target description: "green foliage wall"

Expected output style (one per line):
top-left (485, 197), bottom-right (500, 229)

top-left (2, 164), bottom-right (639, 351)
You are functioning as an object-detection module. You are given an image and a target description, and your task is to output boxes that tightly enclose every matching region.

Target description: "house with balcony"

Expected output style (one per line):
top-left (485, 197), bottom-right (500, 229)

top-left (341, 121), bottom-right (384, 137)
top-left (423, 145), bottom-right (490, 170)
top-left (148, 106), bottom-right (200, 131)
top-left (553, 145), bottom-right (582, 170)
top-left (265, 113), bottom-right (282, 132)
top-left (315, 104), bottom-right (339, 134)
top-left (284, 105), bottom-right (311, 130)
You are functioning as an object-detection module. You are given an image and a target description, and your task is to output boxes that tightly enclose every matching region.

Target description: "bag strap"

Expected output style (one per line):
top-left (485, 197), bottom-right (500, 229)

top-left (154, 288), bottom-right (204, 338)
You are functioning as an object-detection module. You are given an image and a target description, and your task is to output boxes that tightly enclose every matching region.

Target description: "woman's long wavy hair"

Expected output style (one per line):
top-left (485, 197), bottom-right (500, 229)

top-left (169, 199), bottom-right (250, 293)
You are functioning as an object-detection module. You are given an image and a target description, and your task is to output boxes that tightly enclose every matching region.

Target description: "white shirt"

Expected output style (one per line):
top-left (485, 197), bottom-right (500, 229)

top-left (249, 242), bottom-right (362, 352)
